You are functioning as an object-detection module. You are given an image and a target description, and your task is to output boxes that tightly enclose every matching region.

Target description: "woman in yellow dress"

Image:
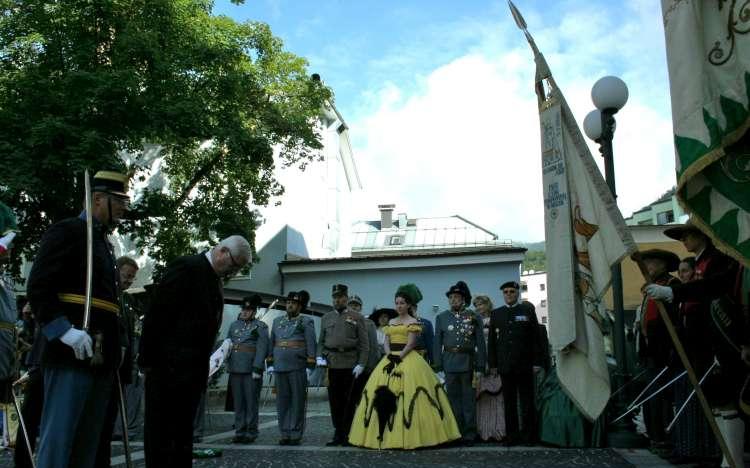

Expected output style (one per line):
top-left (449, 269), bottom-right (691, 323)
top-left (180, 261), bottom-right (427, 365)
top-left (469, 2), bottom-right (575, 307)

top-left (348, 284), bottom-right (461, 449)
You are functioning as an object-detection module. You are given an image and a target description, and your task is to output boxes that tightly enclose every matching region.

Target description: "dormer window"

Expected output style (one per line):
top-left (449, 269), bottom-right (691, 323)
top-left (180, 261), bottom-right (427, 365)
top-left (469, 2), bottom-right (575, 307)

top-left (387, 235), bottom-right (404, 246)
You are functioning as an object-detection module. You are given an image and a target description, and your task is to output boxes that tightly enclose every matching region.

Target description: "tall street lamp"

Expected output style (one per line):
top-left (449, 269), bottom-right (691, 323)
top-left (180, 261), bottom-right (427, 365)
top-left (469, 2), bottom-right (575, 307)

top-left (583, 76), bottom-right (638, 446)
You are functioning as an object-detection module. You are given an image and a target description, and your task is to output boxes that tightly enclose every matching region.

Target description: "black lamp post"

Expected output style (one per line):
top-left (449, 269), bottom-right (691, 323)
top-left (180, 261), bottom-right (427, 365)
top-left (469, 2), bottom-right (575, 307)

top-left (583, 76), bottom-right (640, 446)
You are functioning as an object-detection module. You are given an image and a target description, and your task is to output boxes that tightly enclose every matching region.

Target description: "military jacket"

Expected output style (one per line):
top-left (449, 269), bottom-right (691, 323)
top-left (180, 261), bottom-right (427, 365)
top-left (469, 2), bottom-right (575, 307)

top-left (268, 314), bottom-right (316, 372)
top-left (28, 216), bottom-right (121, 371)
top-left (434, 308), bottom-right (486, 373)
top-left (487, 301), bottom-right (541, 374)
top-left (226, 318), bottom-right (269, 374)
top-left (317, 309), bottom-right (369, 369)
top-left (363, 319), bottom-right (380, 373)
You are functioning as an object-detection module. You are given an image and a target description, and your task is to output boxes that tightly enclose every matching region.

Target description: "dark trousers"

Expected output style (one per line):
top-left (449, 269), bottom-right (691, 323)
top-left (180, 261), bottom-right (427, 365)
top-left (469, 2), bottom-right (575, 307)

top-left (642, 365), bottom-right (672, 445)
top-left (144, 370), bottom-right (204, 468)
top-left (327, 368), bottom-right (362, 440)
top-left (445, 371), bottom-right (477, 441)
top-left (501, 369), bottom-right (536, 444)
top-left (14, 373), bottom-right (44, 468)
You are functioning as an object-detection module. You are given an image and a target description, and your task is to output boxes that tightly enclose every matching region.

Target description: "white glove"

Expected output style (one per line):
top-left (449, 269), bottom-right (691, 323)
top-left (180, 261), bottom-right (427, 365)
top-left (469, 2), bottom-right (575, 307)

top-left (436, 371), bottom-right (446, 384)
top-left (316, 356), bottom-right (328, 367)
top-left (0, 232), bottom-right (16, 251)
top-left (306, 368), bottom-right (312, 380)
top-left (644, 284), bottom-right (674, 303)
top-left (60, 327), bottom-right (93, 360)
top-left (252, 372), bottom-right (261, 379)
top-left (267, 366), bottom-right (274, 375)
top-left (352, 364), bottom-right (365, 378)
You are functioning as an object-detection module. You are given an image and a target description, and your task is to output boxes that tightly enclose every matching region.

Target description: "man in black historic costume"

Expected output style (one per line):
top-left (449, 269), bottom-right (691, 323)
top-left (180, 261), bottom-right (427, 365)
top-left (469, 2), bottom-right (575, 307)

top-left (487, 280), bottom-right (542, 446)
top-left (138, 235), bottom-right (250, 467)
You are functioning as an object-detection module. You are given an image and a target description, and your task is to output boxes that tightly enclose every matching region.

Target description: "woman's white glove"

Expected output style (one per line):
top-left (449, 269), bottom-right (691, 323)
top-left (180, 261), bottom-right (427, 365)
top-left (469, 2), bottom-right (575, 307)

top-left (352, 364), bottom-right (365, 378)
top-left (267, 366), bottom-right (275, 375)
top-left (60, 328), bottom-right (93, 360)
top-left (316, 356), bottom-right (328, 367)
top-left (644, 284), bottom-right (674, 303)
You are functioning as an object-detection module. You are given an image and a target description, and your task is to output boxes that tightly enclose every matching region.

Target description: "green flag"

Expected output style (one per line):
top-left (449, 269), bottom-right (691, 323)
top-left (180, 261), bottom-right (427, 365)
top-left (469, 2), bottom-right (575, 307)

top-left (663, 1), bottom-right (750, 266)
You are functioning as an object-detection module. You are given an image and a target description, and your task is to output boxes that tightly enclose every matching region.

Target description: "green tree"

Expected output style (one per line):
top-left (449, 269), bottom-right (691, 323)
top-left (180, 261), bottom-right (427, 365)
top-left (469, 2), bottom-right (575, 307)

top-left (522, 249), bottom-right (546, 272)
top-left (0, 0), bottom-right (331, 274)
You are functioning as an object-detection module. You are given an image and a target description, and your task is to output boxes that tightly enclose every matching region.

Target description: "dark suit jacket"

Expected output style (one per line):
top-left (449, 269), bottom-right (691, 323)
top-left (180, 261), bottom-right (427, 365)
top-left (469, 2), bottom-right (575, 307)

top-left (28, 216), bottom-right (120, 371)
top-left (138, 253), bottom-right (224, 381)
top-left (487, 301), bottom-right (541, 374)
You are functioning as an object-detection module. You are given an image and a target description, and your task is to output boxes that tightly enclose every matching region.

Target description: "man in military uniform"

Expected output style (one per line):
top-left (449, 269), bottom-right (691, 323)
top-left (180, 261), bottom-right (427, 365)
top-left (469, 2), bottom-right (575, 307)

top-left (267, 290), bottom-right (316, 445)
top-left (138, 235), bottom-right (251, 467)
top-left (487, 280), bottom-right (542, 446)
top-left (317, 284), bottom-right (369, 446)
top-left (111, 256), bottom-right (143, 441)
top-left (28, 171), bottom-right (129, 468)
top-left (434, 281), bottom-right (485, 446)
top-left (219, 294), bottom-right (269, 443)
top-left (95, 256), bottom-right (140, 467)
top-left (348, 295), bottom-right (379, 402)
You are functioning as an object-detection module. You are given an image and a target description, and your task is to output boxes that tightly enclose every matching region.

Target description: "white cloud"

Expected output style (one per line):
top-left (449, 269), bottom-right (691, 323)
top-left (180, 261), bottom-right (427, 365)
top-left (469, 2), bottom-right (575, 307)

top-left (348, 0), bottom-right (676, 243)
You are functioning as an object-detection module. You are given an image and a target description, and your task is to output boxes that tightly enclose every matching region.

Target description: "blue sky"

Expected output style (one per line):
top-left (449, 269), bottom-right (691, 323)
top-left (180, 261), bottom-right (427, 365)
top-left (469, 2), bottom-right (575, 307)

top-left (215, 0), bottom-right (675, 243)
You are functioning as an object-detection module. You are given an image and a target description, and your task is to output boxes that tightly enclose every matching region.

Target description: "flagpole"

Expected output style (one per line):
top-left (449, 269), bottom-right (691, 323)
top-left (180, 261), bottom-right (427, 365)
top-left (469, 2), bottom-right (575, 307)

top-left (631, 251), bottom-right (736, 468)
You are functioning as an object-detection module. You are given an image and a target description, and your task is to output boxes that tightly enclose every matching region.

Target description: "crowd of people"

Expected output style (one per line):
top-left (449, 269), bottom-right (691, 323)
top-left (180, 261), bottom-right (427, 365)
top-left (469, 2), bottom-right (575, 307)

top-left (0, 169), bottom-right (748, 468)
top-left (638, 222), bottom-right (749, 467)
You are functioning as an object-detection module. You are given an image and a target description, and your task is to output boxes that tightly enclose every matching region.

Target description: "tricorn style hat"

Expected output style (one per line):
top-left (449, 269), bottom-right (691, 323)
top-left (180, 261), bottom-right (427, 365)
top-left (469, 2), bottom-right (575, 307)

top-left (395, 283), bottom-right (423, 305)
top-left (331, 284), bottom-right (348, 297)
top-left (92, 171), bottom-right (129, 199)
top-left (368, 308), bottom-right (397, 324)
top-left (500, 281), bottom-right (521, 291)
top-left (241, 294), bottom-right (262, 310)
top-left (287, 290), bottom-right (310, 310)
top-left (663, 220), bottom-right (707, 242)
top-left (348, 295), bottom-right (363, 306)
top-left (635, 249), bottom-right (681, 273)
top-left (446, 281), bottom-right (471, 306)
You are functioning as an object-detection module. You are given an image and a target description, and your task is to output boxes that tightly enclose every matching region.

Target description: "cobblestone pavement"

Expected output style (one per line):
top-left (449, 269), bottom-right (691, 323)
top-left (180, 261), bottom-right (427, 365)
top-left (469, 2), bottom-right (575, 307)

top-left (0, 388), bottom-right (699, 467)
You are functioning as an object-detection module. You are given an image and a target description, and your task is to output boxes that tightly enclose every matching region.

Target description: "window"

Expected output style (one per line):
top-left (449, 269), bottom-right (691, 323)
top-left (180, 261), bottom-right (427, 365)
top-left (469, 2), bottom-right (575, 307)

top-left (521, 282), bottom-right (528, 292)
top-left (387, 235), bottom-right (403, 246)
top-left (541, 316), bottom-right (547, 324)
top-left (539, 283), bottom-right (545, 291)
top-left (656, 211), bottom-right (675, 225)
top-left (540, 299), bottom-right (547, 308)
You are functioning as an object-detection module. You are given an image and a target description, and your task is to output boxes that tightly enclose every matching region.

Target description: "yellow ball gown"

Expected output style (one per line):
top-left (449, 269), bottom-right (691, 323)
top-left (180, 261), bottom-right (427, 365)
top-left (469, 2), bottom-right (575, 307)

top-left (348, 323), bottom-right (461, 449)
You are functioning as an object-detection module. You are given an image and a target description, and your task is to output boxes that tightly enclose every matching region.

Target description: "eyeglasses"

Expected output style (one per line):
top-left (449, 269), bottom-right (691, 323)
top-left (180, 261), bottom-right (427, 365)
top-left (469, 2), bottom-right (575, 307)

top-left (226, 249), bottom-right (243, 272)
top-left (502, 289), bottom-right (518, 295)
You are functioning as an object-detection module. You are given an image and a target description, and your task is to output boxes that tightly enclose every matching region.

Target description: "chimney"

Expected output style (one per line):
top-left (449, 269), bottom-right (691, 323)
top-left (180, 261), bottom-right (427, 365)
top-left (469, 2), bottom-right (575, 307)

top-left (378, 204), bottom-right (396, 229)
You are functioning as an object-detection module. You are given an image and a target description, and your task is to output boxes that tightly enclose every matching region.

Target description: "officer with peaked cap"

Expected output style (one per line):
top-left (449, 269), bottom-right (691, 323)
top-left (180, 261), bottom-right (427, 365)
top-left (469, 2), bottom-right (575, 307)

top-left (434, 280), bottom-right (485, 446)
top-left (268, 290), bottom-right (316, 445)
top-left (222, 294), bottom-right (269, 444)
top-left (488, 280), bottom-right (542, 446)
top-left (317, 283), bottom-right (369, 446)
top-left (28, 170), bottom-right (129, 468)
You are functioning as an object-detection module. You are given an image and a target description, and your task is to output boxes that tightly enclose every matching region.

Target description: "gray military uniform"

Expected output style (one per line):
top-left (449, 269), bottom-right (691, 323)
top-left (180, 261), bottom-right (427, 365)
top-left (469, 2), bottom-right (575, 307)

top-left (270, 314), bottom-right (316, 441)
top-left (363, 319), bottom-right (381, 374)
top-left (226, 318), bottom-right (269, 439)
top-left (434, 308), bottom-right (486, 441)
